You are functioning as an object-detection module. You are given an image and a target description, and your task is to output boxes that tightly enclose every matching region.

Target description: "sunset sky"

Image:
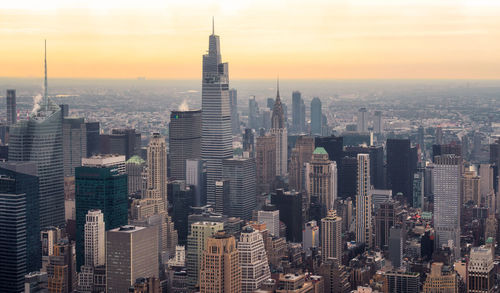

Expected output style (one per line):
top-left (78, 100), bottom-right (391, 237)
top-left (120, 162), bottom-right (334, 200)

top-left (1, 0), bottom-right (500, 79)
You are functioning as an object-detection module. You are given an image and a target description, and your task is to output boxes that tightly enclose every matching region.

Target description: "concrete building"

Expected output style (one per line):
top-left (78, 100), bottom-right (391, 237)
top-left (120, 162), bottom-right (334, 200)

top-left (126, 155), bottom-right (146, 196)
top-left (462, 168), bottom-right (480, 205)
top-left (375, 200), bottom-right (398, 250)
top-left (106, 226), bottom-right (159, 293)
top-left (169, 110), bottom-right (202, 180)
top-left (305, 147), bottom-right (337, 217)
top-left (288, 136), bottom-right (315, 192)
top-left (186, 221), bottom-right (224, 289)
top-left (238, 227), bottom-right (270, 293)
top-left (257, 210), bottom-right (280, 237)
top-left (467, 246), bottom-right (494, 293)
top-left (146, 133), bottom-right (168, 203)
top-left (47, 240), bottom-right (77, 293)
top-left (356, 154), bottom-right (372, 249)
top-left (303, 220), bottom-right (319, 254)
top-left (321, 210), bottom-right (342, 264)
top-left (384, 272), bottom-right (420, 293)
top-left (422, 262), bottom-right (458, 293)
top-left (255, 134), bottom-right (276, 194)
top-left (199, 231), bottom-right (241, 293)
top-left (357, 108), bottom-right (368, 133)
top-left (433, 155), bottom-right (462, 257)
top-left (389, 226), bottom-right (404, 269)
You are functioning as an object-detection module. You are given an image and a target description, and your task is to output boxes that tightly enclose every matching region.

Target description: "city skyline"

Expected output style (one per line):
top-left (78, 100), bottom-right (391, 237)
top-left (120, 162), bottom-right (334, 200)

top-left (2, 0), bottom-right (500, 79)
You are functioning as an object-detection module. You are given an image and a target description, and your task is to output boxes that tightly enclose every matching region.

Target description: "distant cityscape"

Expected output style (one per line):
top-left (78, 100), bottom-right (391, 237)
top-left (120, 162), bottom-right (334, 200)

top-left (0, 22), bottom-right (500, 293)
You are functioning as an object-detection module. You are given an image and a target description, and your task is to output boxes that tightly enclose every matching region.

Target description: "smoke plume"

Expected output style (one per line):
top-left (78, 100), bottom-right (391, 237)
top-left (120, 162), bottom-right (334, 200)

top-left (179, 100), bottom-right (189, 111)
top-left (31, 94), bottom-right (43, 115)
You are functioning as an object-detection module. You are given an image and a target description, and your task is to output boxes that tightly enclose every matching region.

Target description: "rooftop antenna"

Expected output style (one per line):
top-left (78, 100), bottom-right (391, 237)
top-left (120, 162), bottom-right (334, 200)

top-left (212, 16), bottom-right (214, 35)
top-left (276, 75), bottom-right (280, 100)
top-left (44, 39), bottom-right (48, 110)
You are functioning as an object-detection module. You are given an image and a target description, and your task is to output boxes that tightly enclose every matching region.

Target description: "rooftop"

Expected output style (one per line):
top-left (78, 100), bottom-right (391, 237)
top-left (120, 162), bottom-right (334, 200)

top-left (313, 147), bottom-right (328, 155)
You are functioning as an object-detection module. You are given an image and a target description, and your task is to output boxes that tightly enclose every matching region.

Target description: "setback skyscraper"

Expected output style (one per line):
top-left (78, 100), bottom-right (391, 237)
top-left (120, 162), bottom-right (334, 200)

top-left (201, 22), bottom-right (233, 208)
top-left (146, 133), bottom-right (168, 203)
top-left (8, 41), bottom-right (64, 228)
top-left (270, 81), bottom-right (287, 177)
top-left (169, 110), bottom-right (202, 180)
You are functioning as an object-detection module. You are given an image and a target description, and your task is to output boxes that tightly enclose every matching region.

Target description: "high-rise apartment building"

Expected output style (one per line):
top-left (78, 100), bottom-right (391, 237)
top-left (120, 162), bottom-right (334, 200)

top-left (305, 147), bottom-right (337, 217)
top-left (169, 110), bottom-right (202, 180)
top-left (270, 82), bottom-right (287, 177)
top-left (63, 117), bottom-right (87, 177)
top-left (75, 155), bottom-right (128, 271)
top-left (311, 97), bottom-right (322, 135)
top-left (467, 246), bottom-right (494, 293)
top-left (289, 136), bottom-right (315, 192)
top-left (238, 227), bottom-right (270, 293)
top-left (357, 108), bottom-right (368, 133)
top-left (356, 154), bottom-right (372, 249)
top-left (222, 157), bottom-right (256, 220)
top-left (146, 133), bottom-right (168, 203)
top-left (6, 89), bottom-right (16, 126)
top-left (199, 231), bottom-right (241, 293)
top-left (186, 221), bottom-right (224, 288)
top-left (201, 24), bottom-right (233, 210)
top-left (8, 42), bottom-right (64, 228)
top-left (83, 210), bottom-right (105, 267)
top-left (255, 134), bottom-right (276, 194)
top-left (433, 155), bottom-right (462, 257)
top-left (106, 226), bottom-right (159, 293)
top-left (321, 210), bottom-right (342, 264)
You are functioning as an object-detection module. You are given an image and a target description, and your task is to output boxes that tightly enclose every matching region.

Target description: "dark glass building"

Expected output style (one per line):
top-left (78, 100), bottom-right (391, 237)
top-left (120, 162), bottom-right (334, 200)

top-left (75, 163), bottom-right (128, 271)
top-left (6, 89), bottom-right (16, 126)
top-left (8, 99), bottom-right (64, 228)
top-left (387, 139), bottom-right (414, 204)
top-left (168, 181), bottom-right (196, 245)
top-left (85, 122), bottom-right (100, 157)
top-left (169, 110), bottom-right (202, 180)
top-left (0, 162), bottom-right (40, 292)
top-left (271, 189), bottom-right (303, 243)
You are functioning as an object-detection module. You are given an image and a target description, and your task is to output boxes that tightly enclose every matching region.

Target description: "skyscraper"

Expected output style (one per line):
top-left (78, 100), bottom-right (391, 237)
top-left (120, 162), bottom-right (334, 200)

top-left (146, 133), bottom-right (168, 203)
top-left (6, 89), bottom-right (16, 126)
top-left (356, 154), bottom-right (372, 249)
top-left (107, 128), bottom-right (141, 160)
top-left (270, 81), bottom-right (287, 177)
top-left (222, 157), bottom-right (257, 220)
top-left (305, 147), bottom-right (337, 217)
top-left (310, 97), bottom-right (322, 135)
top-left (201, 22), bottom-right (233, 208)
top-left (357, 108), bottom-right (368, 133)
top-left (85, 122), bottom-right (100, 157)
top-left (199, 231), bottom-right (241, 293)
top-left (271, 189), bottom-right (303, 243)
top-left (229, 88), bottom-right (240, 134)
top-left (63, 117), bottom-right (87, 177)
top-left (46, 240), bottom-right (77, 293)
top-left (321, 210), bottom-right (342, 265)
top-left (389, 226), bottom-right (403, 269)
top-left (373, 111), bottom-right (382, 133)
top-left (292, 91), bottom-right (306, 133)
top-left (8, 41), bottom-right (64, 228)
top-left (303, 220), bottom-right (319, 254)
top-left (186, 158), bottom-right (207, 207)
top-left (75, 155), bottom-right (128, 271)
top-left (255, 134), bottom-right (276, 194)
top-left (242, 128), bottom-right (255, 156)
top-left (387, 139), bottom-right (414, 204)
top-left (169, 110), bottom-right (202, 180)
top-left (106, 226), bottom-right (159, 293)
top-left (238, 227), bottom-right (271, 293)
top-left (83, 210), bottom-right (105, 267)
top-left (433, 155), bottom-right (462, 257)
top-left (375, 200), bottom-right (397, 250)
top-left (422, 262), bottom-right (458, 293)
top-left (126, 155), bottom-right (146, 196)
top-left (186, 221), bottom-right (224, 289)
top-left (289, 136), bottom-right (314, 192)
top-left (467, 246), bottom-right (494, 293)
top-left (257, 209), bottom-right (280, 237)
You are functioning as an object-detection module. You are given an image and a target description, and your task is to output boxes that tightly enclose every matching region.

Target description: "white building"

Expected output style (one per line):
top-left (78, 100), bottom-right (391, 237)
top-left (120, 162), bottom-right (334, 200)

top-left (82, 154), bottom-right (126, 174)
top-left (356, 154), bottom-right (372, 248)
top-left (257, 210), bottom-right (280, 237)
top-left (433, 155), bottom-right (462, 258)
top-left (321, 210), bottom-right (342, 264)
top-left (84, 209), bottom-right (105, 267)
top-left (238, 226), bottom-right (271, 293)
top-left (303, 220), bottom-right (319, 254)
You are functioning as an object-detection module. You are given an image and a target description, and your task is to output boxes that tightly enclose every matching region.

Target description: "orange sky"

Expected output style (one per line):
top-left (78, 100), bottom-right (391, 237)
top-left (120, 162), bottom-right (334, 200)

top-left (1, 0), bottom-right (500, 79)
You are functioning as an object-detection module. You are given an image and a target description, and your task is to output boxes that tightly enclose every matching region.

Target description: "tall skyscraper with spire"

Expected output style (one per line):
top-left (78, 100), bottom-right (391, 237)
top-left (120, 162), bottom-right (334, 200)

top-left (270, 80), bottom-right (288, 177)
top-left (8, 41), bottom-right (64, 228)
top-left (201, 20), bottom-right (233, 207)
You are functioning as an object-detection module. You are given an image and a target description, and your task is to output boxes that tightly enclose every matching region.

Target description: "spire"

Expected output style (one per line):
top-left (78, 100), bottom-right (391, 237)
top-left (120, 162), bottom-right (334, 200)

top-left (212, 16), bottom-right (214, 35)
top-left (44, 39), bottom-right (48, 107)
top-left (276, 76), bottom-right (280, 101)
